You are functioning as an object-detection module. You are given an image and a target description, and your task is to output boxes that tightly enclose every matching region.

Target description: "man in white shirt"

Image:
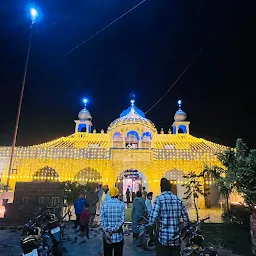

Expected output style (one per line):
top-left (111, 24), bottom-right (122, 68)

top-left (145, 192), bottom-right (153, 215)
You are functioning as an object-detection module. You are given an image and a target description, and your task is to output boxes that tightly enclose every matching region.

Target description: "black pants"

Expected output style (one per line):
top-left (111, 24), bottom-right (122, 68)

top-left (90, 212), bottom-right (96, 226)
top-left (103, 239), bottom-right (124, 256)
top-left (80, 223), bottom-right (89, 238)
top-left (75, 214), bottom-right (80, 228)
top-left (156, 241), bottom-right (180, 256)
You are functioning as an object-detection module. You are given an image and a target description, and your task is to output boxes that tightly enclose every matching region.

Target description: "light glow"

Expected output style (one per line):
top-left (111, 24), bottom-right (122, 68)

top-left (30, 8), bottom-right (37, 21)
top-left (82, 98), bottom-right (88, 106)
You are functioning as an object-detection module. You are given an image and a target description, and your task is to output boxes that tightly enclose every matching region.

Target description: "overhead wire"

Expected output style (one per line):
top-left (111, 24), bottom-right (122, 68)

top-left (40, 0), bottom-right (149, 73)
top-left (145, 36), bottom-right (211, 114)
top-left (60, 0), bottom-right (148, 59)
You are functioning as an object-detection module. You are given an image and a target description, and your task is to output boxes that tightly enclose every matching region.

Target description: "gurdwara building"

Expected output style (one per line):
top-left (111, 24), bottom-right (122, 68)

top-left (0, 99), bottom-right (227, 207)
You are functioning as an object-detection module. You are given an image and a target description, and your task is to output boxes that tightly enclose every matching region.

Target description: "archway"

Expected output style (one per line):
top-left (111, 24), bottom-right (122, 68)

top-left (74, 168), bottom-right (102, 186)
top-left (204, 172), bottom-right (219, 208)
top-left (116, 170), bottom-right (148, 202)
top-left (33, 166), bottom-right (59, 182)
top-left (125, 130), bottom-right (139, 148)
top-left (112, 132), bottom-right (123, 148)
top-left (141, 132), bottom-right (152, 148)
top-left (178, 125), bottom-right (187, 134)
top-left (162, 169), bottom-right (187, 201)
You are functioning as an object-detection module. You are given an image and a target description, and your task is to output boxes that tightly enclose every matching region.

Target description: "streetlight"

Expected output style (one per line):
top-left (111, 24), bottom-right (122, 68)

top-left (6, 8), bottom-right (38, 191)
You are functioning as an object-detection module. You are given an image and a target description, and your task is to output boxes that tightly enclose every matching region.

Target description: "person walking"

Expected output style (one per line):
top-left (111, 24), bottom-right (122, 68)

top-left (125, 188), bottom-right (131, 204)
top-left (145, 192), bottom-right (153, 215)
top-left (142, 187), bottom-right (147, 200)
top-left (149, 178), bottom-right (189, 256)
top-left (131, 191), bottom-right (146, 240)
top-left (100, 187), bottom-right (126, 256)
top-left (74, 192), bottom-right (86, 229)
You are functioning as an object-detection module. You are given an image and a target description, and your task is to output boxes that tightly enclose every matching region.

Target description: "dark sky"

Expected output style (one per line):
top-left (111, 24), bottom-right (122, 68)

top-left (0, 0), bottom-right (254, 148)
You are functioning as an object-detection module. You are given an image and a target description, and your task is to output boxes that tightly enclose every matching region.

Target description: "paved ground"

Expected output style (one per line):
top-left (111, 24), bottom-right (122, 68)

top-left (0, 209), bottom-right (245, 256)
top-left (0, 224), bottom-right (246, 256)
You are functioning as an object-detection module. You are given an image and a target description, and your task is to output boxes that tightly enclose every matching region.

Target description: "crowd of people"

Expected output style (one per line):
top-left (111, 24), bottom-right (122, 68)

top-left (73, 179), bottom-right (189, 256)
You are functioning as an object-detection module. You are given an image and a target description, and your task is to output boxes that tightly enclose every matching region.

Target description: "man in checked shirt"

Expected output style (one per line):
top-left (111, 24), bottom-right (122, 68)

top-left (149, 178), bottom-right (189, 256)
top-left (100, 187), bottom-right (126, 256)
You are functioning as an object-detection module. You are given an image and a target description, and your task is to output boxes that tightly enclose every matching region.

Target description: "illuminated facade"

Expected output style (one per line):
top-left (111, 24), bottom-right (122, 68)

top-left (0, 99), bottom-right (227, 207)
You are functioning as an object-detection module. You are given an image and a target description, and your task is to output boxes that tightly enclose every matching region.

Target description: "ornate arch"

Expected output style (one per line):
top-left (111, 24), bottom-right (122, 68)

top-left (74, 167), bottom-right (102, 184)
top-left (162, 169), bottom-right (189, 203)
top-left (141, 131), bottom-right (152, 148)
top-left (33, 166), bottom-right (59, 182)
top-left (125, 130), bottom-right (139, 148)
top-left (112, 132), bottom-right (123, 148)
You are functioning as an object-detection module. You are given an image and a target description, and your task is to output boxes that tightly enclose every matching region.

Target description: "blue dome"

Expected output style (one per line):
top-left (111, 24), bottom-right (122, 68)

top-left (120, 105), bottom-right (145, 118)
top-left (108, 101), bottom-right (156, 132)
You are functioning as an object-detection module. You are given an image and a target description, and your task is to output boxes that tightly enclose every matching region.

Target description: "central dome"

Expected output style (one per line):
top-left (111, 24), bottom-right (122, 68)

top-left (108, 100), bottom-right (156, 132)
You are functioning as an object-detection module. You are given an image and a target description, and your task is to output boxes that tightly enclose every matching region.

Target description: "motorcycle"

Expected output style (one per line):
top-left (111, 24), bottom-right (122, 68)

top-left (181, 217), bottom-right (217, 256)
top-left (137, 216), bottom-right (156, 251)
top-left (21, 210), bottom-right (63, 256)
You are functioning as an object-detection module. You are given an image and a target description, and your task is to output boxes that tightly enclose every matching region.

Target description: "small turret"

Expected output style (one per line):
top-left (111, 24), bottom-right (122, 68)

top-left (74, 98), bottom-right (93, 133)
top-left (172, 100), bottom-right (190, 134)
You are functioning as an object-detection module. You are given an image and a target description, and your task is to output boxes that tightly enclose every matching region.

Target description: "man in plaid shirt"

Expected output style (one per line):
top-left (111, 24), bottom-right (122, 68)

top-left (149, 178), bottom-right (189, 256)
top-left (100, 187), bottom-right (126, 256)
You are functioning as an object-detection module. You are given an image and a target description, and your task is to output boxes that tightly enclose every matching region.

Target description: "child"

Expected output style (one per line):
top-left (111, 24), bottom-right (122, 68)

top-left (79, 203), bottom-right (90, 239)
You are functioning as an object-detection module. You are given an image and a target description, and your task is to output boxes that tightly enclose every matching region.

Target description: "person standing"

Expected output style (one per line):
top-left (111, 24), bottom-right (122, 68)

top-left (103, 187), bottom-right (111, 202)
top-left (74, 192), bottom-right (86, 229)
top-left (142, 187), bottom-right (147, 200)
top-left (131, 191), bottom-right (146, 240)
top-left (86, 188), bottom-right (99, 226)
top-left (96, 184), bottom-right (104, 215)
top-left (145, 192), bottom-right (153, 215)
top-left (100, 187), bottom-right (126, 256)
top-left (149, 178), bottom-right (189, 256)
top-left (125, 188), bottom-right (131, 204)
top-left (79, 203), bottom-right (90, 239)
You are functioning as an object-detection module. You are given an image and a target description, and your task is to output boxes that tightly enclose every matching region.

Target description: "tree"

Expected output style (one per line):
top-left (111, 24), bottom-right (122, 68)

top-left (63, 181), bottom-right (91, 221)
top-left (182, 172), bottom-right (205, 222)
top-left (203, 165), bottom-right (234, 222)
top-left (205, 139), bottom-right (256, 220)
top-left (234, 139), bottom-right (256, 208)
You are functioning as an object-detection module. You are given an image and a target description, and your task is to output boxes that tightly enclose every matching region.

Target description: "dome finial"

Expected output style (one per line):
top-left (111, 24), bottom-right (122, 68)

top-left (177, 100), bottom-right (182, 109)
top-left (174, 100), bottom-right (187, 121)
top-left (130, 93), bottom-right (135, 106)
top-left (82, 98), bottom-right (88, 107)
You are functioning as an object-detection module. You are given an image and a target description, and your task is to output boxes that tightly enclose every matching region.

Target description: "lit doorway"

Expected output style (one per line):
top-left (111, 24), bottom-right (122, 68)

top-left (116, 170), bottom-right (147, 202)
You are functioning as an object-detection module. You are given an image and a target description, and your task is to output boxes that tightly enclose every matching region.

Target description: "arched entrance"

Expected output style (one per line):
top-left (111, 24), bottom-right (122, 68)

top-left (116, 170), bottom-right (147, 202)
top-left (33, 166), bottom-right (59, 182)
top-left (74, 168), bottom-right (102, 188)
top-left (163, 169), bottom-right (187, 201)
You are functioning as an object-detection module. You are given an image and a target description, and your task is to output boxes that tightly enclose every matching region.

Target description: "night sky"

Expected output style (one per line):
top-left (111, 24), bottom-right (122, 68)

top-left (0, 0), bottom-right (254, 148)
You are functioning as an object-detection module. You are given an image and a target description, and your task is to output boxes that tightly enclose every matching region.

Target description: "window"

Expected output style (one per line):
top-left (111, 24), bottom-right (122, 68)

top-left (39, 197), bottom-right (44, 205)
top-left (11, 168), bottom-right (18, 174)
top-left (23, 197), bottom-right (28, 204)
top-left (52, 197), bottom-right (60, 207)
